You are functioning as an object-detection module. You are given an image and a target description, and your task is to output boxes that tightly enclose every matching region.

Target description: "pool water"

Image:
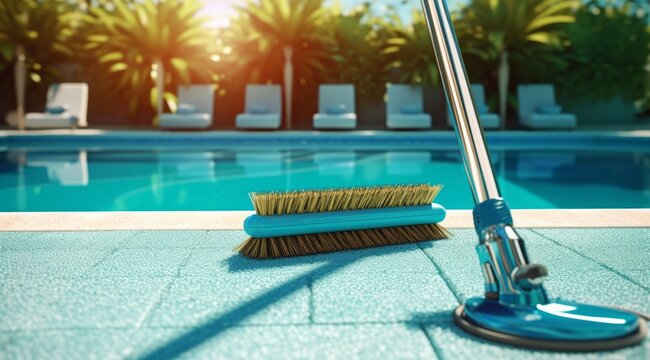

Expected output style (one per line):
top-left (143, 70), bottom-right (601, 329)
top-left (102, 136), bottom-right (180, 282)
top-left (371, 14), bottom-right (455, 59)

top-left (0, 148), bottom-right (648, 211)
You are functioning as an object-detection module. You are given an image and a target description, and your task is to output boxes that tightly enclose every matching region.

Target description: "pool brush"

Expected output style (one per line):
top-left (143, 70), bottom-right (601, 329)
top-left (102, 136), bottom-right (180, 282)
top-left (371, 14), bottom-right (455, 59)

top-left (236, 184), bottom-right (450, 258)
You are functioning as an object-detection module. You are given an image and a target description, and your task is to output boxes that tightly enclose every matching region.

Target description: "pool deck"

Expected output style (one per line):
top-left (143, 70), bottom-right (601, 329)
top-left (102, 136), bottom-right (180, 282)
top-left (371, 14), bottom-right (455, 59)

top-left (1, 227), bottom-right (648, 359)
top-left (1, 129), bottom-right (649, 358)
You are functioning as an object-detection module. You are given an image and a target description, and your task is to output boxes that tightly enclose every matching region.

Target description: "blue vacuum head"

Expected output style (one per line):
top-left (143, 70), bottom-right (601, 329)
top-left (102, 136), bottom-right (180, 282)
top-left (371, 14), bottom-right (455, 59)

top-left (418, 0), bottom-right (647, 350)
top-left (454, 198), bottom-right (648, 351)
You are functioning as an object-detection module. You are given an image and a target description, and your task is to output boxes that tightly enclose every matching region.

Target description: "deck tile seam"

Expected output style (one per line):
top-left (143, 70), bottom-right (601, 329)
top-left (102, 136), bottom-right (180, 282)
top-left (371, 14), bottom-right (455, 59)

top-left (0, 319), bottom-right (458, 334)
top-left (529, 229), bottom-right (650, 293)
top-left (85, 230), bottom-right (143, 271)
top-left (136, 250), bottom-right (196, 329)
top-left (417, 243), bottom-right (464, 304)
top-left (2, 274), bottom-right (180, 281)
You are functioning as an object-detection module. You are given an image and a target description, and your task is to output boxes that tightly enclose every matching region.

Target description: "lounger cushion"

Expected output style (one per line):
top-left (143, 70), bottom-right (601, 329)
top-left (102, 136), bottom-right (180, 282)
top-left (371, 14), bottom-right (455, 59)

top-left (521, 113), bottom-right (577, 129)
top-left (477, 104), bottom-right (490, 115)
top-left (236, 113), bottom-right (281, 129)
top-left (447, 113), bottom-right (500, 129)
top-left (177, 103), bottom-right (196, 114)
top-left (480, 113), bottom-right (500, 129)
top-left (46, 104), bottom-right (69, 114)
top-left (400, 104), bottom-right (423, 115)
top-left (25, 112), bottom-right (78, 128)
top-left (325, 104), bottom-right (348, 115)
top-left (159, 113), bottom-right (211, 128)
top-left (536, 104), bottom-right (562, 115)
top-left (247, 104), bottom-right (269, 115)
top-left (387, 113), bottom-right (431, 129)
top-left (313, 113), bottom-right (357, 129)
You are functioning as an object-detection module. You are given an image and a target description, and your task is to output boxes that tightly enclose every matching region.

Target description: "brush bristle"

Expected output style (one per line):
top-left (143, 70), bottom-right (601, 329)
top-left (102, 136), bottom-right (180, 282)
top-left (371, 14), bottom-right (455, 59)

top-left (236, 224), bottom-right (451, 259)
top-left (250, 184), bottom-right (443, 216)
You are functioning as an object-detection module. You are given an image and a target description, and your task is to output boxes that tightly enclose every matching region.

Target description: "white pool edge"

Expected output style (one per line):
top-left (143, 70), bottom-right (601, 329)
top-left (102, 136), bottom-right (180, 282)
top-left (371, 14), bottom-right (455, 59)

top-left (0, 209), bottom-right (648, 231)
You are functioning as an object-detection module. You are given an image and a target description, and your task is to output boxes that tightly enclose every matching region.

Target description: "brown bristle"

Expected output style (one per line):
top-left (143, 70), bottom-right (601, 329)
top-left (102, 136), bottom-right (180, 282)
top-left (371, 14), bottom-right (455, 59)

top-left (250, 184), bottom-right (443, 216)
top-left (235, 224), bottom-right (451, 259)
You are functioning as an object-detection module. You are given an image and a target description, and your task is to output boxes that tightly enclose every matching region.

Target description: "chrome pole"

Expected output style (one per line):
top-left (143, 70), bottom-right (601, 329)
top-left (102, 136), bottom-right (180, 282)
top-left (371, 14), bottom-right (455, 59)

top-left (420, 0), bottom-right (500, 204)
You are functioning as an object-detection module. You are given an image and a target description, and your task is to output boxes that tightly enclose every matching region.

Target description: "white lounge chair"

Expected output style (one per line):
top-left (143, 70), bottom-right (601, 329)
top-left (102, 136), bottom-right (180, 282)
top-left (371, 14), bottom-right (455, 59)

top-left (448, 84), bottom-right (500, 129)
top-left (517, 84), bottom-right (577, 129)
top-left (25, 83), bottom-right (88, 129)
top-left (313, 84), bottom-right (357, 129)
top-left (386, 84), bottom-right (431, 129)
top-left (159, 85), bottom-right (214, 129)
top-left (236, 85), bottom-right (282, 129)
top-left (25, 151), bottom-right (89, 186)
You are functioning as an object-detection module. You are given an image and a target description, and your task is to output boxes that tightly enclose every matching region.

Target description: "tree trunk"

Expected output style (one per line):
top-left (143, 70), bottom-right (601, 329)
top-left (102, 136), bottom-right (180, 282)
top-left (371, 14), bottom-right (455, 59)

top-left (497, 50), bottom-right (509, 130)
top-left (283, 46), bottom-right (293, 130)
top-left (14, 44), bottom-right (26, 131)
top-left (154, 59), bottom-right (164, 125)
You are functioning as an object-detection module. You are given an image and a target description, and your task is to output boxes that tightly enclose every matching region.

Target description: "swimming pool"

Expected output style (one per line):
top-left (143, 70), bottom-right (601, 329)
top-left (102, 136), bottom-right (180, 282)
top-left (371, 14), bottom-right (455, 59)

top-left (1, 131), bottom-right (648, 211)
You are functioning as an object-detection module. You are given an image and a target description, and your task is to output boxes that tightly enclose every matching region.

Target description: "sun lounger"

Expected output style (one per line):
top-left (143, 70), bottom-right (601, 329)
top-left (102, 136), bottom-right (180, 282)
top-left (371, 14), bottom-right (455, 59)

top-left (25, 83), bottom-right (89, 129)
top-left (448, 84), bottom-right (500, 129)
top-left (386, 84), bottom-right (431, 129)
top-left (517, 84), bottom-right (577, 129)
top-left (313, 84), bottom-right (357, 129)
top-left (236, 85), bottom-right (282, 129)
top-left (159, 85), bottom-right (214, 129)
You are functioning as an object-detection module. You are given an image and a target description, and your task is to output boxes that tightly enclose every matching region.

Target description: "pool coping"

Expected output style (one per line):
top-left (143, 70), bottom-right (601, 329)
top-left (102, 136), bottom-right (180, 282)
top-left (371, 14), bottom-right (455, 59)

top-left (1, 209), bottom-right (648, 231)
top-left (1, 129), bottom-right (649, 151)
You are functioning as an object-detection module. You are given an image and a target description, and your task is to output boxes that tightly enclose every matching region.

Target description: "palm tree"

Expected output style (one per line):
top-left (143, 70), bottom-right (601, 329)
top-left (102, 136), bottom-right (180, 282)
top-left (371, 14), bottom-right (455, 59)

top-left (231, 0), bottom-right (331, 129)
top-left (455, 0), bottom-right (578, 127)
top-left (0, 0), bottom-right (78, 130)
top-left (84, 0), bottom-right (219, 124)
top-left (322, 3), bottom-right (389, 101)
top-left (382, 9), bottom-right (439, 86)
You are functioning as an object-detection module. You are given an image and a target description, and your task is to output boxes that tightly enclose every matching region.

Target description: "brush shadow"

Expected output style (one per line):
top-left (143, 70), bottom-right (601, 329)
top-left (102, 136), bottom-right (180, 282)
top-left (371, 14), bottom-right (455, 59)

top-left (137, 244), bottom-right (419, 359)
top-left (224, 242), bottom-right (426, 272)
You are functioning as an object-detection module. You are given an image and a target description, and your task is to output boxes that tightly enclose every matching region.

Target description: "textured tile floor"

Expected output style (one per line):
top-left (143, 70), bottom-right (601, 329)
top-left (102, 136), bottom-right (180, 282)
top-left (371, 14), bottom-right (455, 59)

top-left (0, 228), bottom-right (648, 359)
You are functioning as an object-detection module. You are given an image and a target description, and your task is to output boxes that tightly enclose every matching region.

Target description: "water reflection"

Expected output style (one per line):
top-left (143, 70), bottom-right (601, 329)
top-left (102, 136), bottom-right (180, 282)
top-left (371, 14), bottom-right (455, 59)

top-left (0, 148), bottom-right (647, 211)
top-left (313, 152), bottom-right (356, 176)
top-left (385, 152), bottom-right (430, 175)
top-left (236, 151), bottom-right (284, 175)
top-left (516, 153), bottom-right (576, 179)
top-left (17, 150), bottom-right (89, 186)
top-left (157, 152), bottom-right (216, 178)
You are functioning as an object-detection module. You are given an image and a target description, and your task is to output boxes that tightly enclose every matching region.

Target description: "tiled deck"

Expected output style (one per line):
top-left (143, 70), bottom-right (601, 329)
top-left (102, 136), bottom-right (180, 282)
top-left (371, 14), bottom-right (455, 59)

top-left (1, 228), bottom-right (648, 359)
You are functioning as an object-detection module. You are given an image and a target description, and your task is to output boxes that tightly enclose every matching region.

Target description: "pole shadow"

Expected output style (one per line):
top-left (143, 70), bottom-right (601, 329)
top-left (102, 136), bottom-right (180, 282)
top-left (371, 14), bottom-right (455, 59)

top-left (137, 243), bottom-right (423, 359)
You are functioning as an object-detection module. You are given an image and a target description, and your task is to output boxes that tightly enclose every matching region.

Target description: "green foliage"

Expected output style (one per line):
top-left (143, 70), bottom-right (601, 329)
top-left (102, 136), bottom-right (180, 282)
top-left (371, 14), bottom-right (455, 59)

top-left (322, 3), bottom-right (389, 101)
top-left (558, 0), bottom-right (650, 102)
top-left (455, 0), bottom-right (578, 106)
top-left (382, 9), bottom-right (438, 86)
top-left (0, 0), bottom-right (79, 86)
top-left (83, 0), bottom-right (219, 119)
top-left (223, 0), bottom-right (331, 87)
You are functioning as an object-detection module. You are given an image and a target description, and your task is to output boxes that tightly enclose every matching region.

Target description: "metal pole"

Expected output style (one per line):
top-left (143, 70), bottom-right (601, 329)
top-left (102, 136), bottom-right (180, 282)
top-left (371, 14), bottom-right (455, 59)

top-left (420, 0), bottom-right (501, 204)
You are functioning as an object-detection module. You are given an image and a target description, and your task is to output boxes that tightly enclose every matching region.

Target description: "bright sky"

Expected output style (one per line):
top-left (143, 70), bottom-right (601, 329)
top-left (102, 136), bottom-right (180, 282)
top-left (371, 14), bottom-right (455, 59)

top-left (198, 0), bottom-right (467, 28)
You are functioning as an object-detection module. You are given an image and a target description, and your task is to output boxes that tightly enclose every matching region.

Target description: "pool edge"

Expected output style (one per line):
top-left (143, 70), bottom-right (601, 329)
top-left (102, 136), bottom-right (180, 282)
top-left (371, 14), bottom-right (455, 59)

top-left (1, 209), bottom-right (648, 231)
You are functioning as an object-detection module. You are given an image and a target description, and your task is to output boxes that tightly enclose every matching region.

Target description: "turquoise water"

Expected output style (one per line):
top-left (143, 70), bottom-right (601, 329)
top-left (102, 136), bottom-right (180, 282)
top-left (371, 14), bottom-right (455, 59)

top-left (1, 147), bottom-right (648, 211)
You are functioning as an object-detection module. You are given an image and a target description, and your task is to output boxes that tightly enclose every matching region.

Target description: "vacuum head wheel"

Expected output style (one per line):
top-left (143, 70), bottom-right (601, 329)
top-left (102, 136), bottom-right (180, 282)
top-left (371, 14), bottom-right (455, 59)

top-left (454, 304), bottom-right (647, 352)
